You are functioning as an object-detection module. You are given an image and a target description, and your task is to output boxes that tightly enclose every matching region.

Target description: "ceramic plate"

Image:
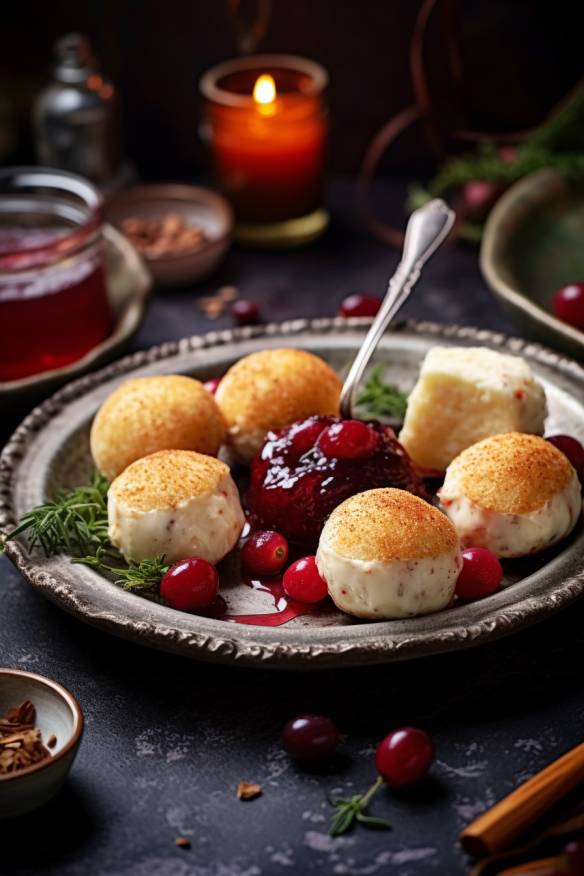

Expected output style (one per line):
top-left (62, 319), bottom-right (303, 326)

top-left (1, 319), bottom-right (584, 669)
top-left (0, 223), bottom-right (152, 408)
top-left (481, 169), bottom-right (584, 360)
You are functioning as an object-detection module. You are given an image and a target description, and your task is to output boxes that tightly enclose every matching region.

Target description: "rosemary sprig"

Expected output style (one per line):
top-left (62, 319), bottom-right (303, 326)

top-left (330, 776), bottom-right (391, 836)
top-left (357, 366), bottom-right (408, 421)
top-left (2, 472), bottom-right (169, 594)
top-left (75, 548), bottom-right (170, 592)
top-left (2, 470), bottom-right (109, 558)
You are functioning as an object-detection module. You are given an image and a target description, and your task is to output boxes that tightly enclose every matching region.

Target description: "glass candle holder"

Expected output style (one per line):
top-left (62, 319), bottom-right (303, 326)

top-left (0, 167), bottom-right (113, 382)
top-left (200, 54), bottom-right (329, 247)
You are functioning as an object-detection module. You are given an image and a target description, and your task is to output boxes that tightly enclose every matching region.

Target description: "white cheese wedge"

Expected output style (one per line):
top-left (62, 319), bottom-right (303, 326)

top-left (399, 346), bottom-right (547, 472)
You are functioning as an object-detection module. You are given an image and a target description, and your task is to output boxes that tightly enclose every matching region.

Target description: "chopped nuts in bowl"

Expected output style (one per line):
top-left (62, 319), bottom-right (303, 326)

top-left (0, 669), bottom-right (83, 818)
top-left (105, 184), bottom-right (234, 288)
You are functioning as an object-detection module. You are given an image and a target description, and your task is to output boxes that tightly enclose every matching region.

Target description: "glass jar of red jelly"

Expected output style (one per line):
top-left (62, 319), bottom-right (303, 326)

top-left (0, 167), bottom-right (113, 382)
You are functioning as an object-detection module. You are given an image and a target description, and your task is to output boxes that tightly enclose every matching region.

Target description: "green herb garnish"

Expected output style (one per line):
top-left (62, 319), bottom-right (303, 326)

top-left (3, 472), bottom-right (170, 593)
top-left (74, 548), bottom-right (170, 592)
top-left (357, 366), bottom-right (408, 421)
top-left (2, 470), bottom-right (109, 558)
top-left (330, 776), bottom-right (391, 836)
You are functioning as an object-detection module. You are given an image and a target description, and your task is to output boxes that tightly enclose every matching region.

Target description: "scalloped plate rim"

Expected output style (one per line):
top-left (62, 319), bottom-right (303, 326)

top-left (1, 317), bottom-right (583, 668)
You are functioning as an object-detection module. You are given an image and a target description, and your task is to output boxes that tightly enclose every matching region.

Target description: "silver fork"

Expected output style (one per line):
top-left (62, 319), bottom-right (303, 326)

top-left (340, 198), bottom-right (455, 419)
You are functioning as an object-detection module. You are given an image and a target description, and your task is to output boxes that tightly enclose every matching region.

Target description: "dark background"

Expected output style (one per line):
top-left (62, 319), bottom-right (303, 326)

top-left (1, 0), bottom-right (583, 180)
top-left (2, 4), bottom-right (584, 875)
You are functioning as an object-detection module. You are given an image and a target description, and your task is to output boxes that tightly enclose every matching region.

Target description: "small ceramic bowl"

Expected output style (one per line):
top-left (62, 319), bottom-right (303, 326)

top-left (480, 168), bottom-right (584, 360)
top-left (105, 183), bottom-right (234, 287)
top-left (0, 669), bottom-right (84, 818)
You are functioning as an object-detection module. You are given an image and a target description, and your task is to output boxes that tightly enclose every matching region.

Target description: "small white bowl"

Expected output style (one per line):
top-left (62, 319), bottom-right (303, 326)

top-left (0, 669), bottom-right (84, 819)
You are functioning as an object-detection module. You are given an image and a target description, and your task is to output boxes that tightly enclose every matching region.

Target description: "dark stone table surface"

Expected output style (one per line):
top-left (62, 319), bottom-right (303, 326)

top-left (2, 180), bottom-right (583, 876)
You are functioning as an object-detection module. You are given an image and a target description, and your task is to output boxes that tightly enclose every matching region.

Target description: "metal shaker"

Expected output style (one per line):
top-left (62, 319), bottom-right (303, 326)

top-left (33, 33), bottom-right (122, 186)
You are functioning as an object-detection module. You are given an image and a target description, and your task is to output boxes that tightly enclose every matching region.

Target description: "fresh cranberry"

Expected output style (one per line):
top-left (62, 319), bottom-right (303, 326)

top-left (283, 556), bottom-right (328, 603)
top-left (456, 548), bottom-right (503, 602)
top-left (203, 377), bottom-right (221, 395)
top-left (564, 840), bottom-right (584, 875)
top-left (546, 434), bottom-right (584, 471)
top-left (375, 727), bottom-right (434, 787)
top-left (160, 558), bottom-right (219, 612)
top-left (232, 299), bottom-right (261, 326)
top-left (241, 530), bottom-right (289, 576)
top-left (552, 283), bottom-right (584, 330)
top-left (339, 294), bottom-right (382, 318)
top-left (286, 417), bottom-right (329, 458)
top-left (318, 420), bottom-right (378, 460)
top-left (461, 180), bottom-right (499, 216)
top-left (282, 715), bottom-right (339, 762)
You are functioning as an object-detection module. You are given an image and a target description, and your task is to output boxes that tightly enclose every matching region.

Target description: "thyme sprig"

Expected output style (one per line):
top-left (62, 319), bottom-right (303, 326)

top-left (357, 366), bottom-right (408, 421)
top-left (330, 776), bottom-right (391, 836)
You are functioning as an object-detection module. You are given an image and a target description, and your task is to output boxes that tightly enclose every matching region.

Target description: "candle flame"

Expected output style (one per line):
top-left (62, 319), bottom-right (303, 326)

top-left (253, 74), bottom-right (276, 106)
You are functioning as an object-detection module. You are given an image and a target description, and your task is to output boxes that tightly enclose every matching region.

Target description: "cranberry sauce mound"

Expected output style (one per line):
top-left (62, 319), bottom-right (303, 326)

top-left (246, 416), bottom-right (427, 546)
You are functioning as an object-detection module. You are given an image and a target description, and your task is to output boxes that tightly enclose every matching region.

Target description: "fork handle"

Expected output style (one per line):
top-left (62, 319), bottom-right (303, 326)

top-left (339, 199), bottom-right (455, 419)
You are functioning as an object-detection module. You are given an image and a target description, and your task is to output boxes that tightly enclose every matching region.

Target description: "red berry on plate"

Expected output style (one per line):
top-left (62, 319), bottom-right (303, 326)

top-left (375, 727), bottom-right (434, 787)
top-left (339, 294), bottom-right (382, 319)
top-left (241, 530), bottom-right (289, 576)
top-left (283, 556), bottom-right (328, 603)
top-left (546, 434), bottom-right (584, 471)
top-left (160, 557), bottom-right (219, 612)
top-left (287, 417), bottom-right (329, 457)
top-left (232, 299), bottom-right (261, 326)
top-left (456, 548), bottom-right (503, 602)
top-left (318, 420), bottom-right (378, 460)
top-left (552, 282), bottom-right (584, 330)
top-left (282, 714), bottom-right (339, 762)
top-left (204, 377), bottom-right (221, 395)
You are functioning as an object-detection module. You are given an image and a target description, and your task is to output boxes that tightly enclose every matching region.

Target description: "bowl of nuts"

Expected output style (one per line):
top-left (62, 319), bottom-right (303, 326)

top-left (0, 669), bottom-right (83, 818)
top-left (105, 184), bottom-right (234, 287)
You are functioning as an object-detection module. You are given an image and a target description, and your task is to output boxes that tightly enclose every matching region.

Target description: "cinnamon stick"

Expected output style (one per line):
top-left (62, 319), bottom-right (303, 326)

top-left (460, 741), bottom-right (584, 858)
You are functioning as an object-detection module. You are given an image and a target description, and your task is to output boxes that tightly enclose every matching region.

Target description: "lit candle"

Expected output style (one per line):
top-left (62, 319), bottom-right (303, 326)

top-left (200, 55), bottom-right (329, 246)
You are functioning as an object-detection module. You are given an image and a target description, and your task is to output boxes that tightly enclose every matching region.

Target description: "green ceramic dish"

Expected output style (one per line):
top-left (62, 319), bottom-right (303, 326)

top-left (480, 169), bottom-right (584, 360)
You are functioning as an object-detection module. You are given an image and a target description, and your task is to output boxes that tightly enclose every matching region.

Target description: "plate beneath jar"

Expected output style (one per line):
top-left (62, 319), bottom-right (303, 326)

top-left (0, 223), bottom-right (152, 409)
top-left (1, 319), bottom-right (584, 669)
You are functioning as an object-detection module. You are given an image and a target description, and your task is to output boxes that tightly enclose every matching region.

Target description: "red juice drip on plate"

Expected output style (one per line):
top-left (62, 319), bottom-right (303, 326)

top-left (224, 576), bottom-right (313, 627)
top-left (0, 227), bottom-right (112, 381)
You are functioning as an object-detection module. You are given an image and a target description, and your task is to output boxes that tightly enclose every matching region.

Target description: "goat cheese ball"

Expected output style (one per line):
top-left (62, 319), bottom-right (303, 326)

top-left (439, 432), bottom-right (582, 558)
top-left (399, 346), bottom-right (547, 471)
top-left (91, 375), bottom-right (226, 481)
top-left (214, 348), bottom-right (342, 463)
top-left (316, 488), bottom-right (461, 619)
top-left (108, 449), bottom-right (245, 564)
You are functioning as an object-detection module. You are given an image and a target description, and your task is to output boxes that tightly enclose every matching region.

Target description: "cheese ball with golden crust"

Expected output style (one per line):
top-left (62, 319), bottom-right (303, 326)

top-left (316, 488), bottom-right (461, 619)
top-left (90, 375), bottom-right (226, 481)
top-left (439, 432), bottom-right (582, 557)
top-left (108, 449), bottom-right (244, 564)
top-left (215, 348), bottom-right (342, 463)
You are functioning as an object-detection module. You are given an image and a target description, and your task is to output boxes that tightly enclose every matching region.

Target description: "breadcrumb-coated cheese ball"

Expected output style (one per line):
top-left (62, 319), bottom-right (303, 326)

top-left (316, 488), bottom-right (461, 619)
top-left (439, 432), bottom-right (582, 557)
top-left (108, 449), bottom-right (245, 564)
top-left (215, 348), bottom-right (342, 463)
top-left (90, 375), bottom-right (226, 481)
